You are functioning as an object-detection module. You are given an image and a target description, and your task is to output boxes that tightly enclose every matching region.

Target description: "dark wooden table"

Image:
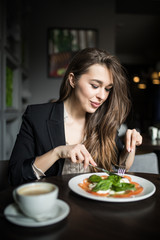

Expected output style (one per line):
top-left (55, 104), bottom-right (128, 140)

top-left (0, 172), bottom-right (160, 240)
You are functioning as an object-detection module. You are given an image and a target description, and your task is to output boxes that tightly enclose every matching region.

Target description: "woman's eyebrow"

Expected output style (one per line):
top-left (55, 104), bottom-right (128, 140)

top-left (91, 79), bottom-right (113, 87)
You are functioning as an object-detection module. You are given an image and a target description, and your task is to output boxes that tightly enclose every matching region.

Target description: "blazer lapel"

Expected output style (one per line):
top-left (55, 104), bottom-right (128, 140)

top-left (46, 102), bottom-right (66, 148)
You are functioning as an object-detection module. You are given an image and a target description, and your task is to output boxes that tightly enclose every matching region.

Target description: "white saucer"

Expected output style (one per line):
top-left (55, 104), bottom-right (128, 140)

top-left (4, 199), bottom-right (70, 227)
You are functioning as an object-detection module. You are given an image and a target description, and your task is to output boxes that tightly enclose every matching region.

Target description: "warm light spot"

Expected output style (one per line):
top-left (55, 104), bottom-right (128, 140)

top-left (138, 83), bottom-right (147, 89)
top-left (152, 79), bottom-right (160, 84)
top-left (151, 71), bottom-right (159, 79)
top-left (133, 76), bottom-right (140, 83)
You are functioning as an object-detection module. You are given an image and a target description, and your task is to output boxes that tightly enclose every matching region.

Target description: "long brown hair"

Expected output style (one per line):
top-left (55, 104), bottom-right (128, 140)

top-left (58, 48), bottom-right (131, 170)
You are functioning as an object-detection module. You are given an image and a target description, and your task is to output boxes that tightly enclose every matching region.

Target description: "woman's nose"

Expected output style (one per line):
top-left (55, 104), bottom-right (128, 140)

top-left (96, 89), bottom-right (107, 100)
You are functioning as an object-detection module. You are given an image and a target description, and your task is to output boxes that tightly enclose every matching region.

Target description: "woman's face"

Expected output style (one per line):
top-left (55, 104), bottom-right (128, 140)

top-left (70, 64), bottom-right (113, 114)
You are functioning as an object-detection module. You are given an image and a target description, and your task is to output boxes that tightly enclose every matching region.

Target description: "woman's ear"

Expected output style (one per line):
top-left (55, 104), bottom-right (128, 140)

top-left (68, 73), bottom-right (75, 88)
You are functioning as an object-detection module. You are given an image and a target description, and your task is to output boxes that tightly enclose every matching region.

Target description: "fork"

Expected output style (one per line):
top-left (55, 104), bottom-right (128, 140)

top-left (117, 167), bottom-right (126, 177)
top-left (117, 152), bottom-right (129, 177)
top-left (89, 163), bottom-right (123, 177)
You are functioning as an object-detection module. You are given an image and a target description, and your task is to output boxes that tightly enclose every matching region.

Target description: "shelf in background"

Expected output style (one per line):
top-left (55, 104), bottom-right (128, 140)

top-left (5, 47), bottom-right (21, 68)
top-left (5, 108), bottom-right (22, 122)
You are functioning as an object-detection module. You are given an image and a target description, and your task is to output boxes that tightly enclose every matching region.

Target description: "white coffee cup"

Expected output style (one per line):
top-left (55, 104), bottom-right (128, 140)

top-left (13, 182), bottom-right (58, 220)
top-left (157, 129), bottom-right (160, 139)
top-left (148, 126), bottom-right (158, 140)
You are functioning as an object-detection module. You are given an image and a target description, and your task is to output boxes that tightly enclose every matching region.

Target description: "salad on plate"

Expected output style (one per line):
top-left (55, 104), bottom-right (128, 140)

top-left (78, 174), bottom-right (143, 198)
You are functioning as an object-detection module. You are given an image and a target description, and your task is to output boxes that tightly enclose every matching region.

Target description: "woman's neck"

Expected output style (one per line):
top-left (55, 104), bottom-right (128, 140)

top-left (64, 98), bottom-right (86, 145)
top-left (64, 98), bottom-right (86, 121)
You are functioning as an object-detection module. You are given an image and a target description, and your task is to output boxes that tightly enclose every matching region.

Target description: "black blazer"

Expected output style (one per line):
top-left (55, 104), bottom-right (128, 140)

top-left (9, 101), bottom-right (66, 186)
top-left (9, 101), bottom-right (124, 186)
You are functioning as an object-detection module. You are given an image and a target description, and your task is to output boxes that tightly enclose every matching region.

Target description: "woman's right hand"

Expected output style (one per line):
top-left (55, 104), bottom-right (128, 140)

top-left (55, 144), bottom-right (97, 169)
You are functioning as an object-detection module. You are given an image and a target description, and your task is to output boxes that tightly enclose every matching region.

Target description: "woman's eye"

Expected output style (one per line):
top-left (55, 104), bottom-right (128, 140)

top-left (91, 84), bottom-right (98, 89)
top-left (105, 88), bottom-right (112, 92)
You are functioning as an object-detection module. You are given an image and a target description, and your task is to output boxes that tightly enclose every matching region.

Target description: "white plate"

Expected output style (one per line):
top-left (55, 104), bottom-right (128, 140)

top-left (4, 199), bottom-right (70, 227)
top-left (68, 173), bottom-right (156, 202)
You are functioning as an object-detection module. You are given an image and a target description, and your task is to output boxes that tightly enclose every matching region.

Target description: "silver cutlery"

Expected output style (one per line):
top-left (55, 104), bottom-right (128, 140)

top-left (89, 163), bottom-right (126, 177)
top-left (117, 167), bottom-right (126, 177)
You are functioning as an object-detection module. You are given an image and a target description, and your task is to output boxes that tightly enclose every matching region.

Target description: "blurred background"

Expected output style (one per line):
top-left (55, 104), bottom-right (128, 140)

top-left (0, 0), bottom-right (160, 160)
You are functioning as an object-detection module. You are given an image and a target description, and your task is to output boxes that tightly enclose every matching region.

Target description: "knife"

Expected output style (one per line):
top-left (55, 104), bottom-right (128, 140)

top-left (89, 163), bottom-right (117, 176)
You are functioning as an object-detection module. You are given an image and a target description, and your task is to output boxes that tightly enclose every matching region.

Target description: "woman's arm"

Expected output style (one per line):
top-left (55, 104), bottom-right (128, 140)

top-left (34, 143), bottom-right (97, 173)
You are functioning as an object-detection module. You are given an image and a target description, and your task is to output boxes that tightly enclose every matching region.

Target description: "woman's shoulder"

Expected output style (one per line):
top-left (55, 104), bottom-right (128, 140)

top-left (25, 102), bottom-right (53, 113)
top-left (23, 101), bottom-right (63, 118)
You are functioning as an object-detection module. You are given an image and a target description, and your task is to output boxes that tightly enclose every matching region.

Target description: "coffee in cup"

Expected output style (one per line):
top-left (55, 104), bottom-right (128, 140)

top-left (13, 182), bottom-right (58, 220)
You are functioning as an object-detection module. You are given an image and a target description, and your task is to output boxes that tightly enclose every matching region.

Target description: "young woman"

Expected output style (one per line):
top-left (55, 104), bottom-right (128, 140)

top-left (9, 48), bottom-right (142, 186)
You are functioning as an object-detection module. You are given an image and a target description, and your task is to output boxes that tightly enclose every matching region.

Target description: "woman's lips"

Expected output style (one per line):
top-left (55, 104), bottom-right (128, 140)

top-left (90, 101), bottom-right (101, 108)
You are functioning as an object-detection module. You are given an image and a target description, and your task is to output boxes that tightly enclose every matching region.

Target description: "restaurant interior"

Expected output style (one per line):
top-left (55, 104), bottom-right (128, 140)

top-left (0, 0), bottom-right (160, 159)
top-left (0, 0), bottom-right (160, 171)
top-left (0, 0), bottom-right (160, 170)
top-left (1, 1), bottom-right (160, 238)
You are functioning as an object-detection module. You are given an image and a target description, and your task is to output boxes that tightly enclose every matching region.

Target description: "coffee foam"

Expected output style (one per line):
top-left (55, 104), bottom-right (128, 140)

top-left (18, 184), bottom-right (55, 196)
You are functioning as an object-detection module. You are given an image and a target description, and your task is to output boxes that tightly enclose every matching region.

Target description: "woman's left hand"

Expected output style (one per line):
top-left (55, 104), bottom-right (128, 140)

top-left (125, 129), bottom-right (142, 152)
